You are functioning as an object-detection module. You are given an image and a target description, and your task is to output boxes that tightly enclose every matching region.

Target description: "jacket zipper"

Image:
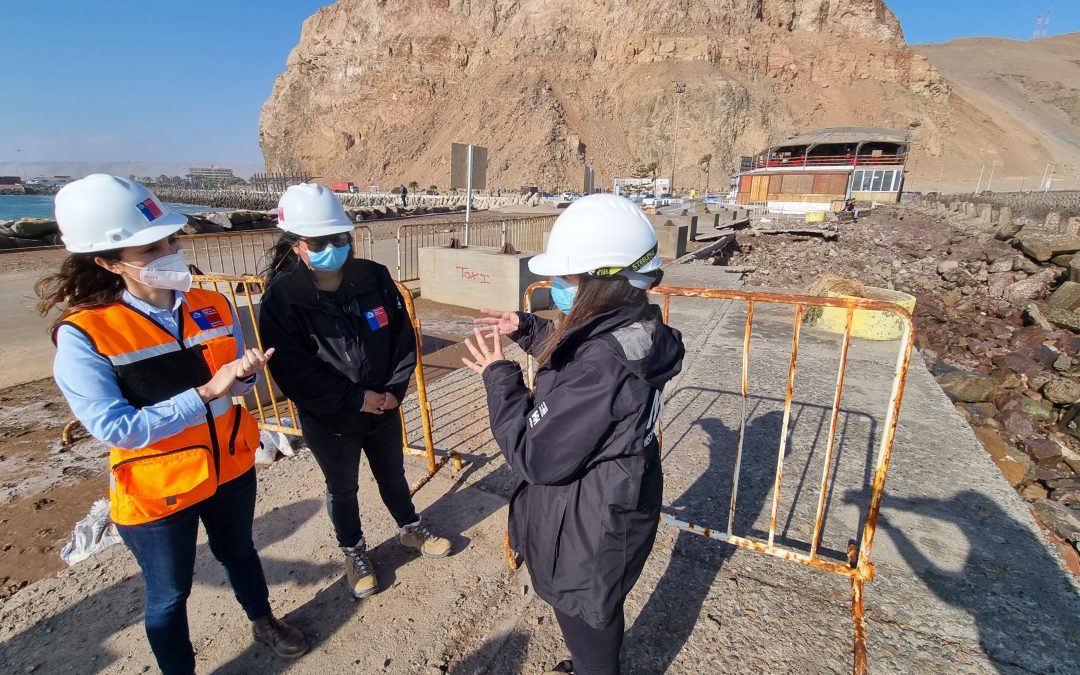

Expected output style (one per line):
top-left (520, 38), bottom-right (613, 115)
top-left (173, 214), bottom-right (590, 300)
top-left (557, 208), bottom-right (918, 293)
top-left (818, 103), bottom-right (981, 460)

top-left (227, 404), bottom-right (242, 456)
top-left (111, 444), bottom-right (210, 470)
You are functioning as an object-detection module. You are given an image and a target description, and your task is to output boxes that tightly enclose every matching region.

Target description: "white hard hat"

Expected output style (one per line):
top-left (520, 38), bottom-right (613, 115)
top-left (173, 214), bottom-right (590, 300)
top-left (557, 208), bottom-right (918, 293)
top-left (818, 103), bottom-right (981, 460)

top-left (55, 174), bottom-right (188, 253)
top-left (276, 183), bottom-right (354, 236)
top-left (529, 194), bottom-right (661, 286)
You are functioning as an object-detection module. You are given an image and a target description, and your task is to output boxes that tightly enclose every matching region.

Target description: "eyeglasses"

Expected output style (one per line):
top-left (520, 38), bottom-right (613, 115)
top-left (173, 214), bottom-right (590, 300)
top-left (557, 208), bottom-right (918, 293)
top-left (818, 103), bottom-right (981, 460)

top-left (300, 232), bottom-right (351, 252)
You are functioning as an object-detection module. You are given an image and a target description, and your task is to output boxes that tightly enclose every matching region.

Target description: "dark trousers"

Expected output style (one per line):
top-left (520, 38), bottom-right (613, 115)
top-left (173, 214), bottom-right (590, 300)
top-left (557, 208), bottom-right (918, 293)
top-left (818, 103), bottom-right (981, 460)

top-left (401, 194), bottom-right (408, 207)
top-left (116, 469), bottom-right (271, 675)
top-left (554, 606), bottom-right (625, 675)
top-left (300, 410), bottom-right (420, 548)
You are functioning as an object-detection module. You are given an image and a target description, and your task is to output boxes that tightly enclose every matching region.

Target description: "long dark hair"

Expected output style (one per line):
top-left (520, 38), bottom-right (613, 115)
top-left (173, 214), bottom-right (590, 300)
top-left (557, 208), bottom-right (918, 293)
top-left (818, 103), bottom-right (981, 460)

top-left (261, 231), bottom-right (301, 280)
top-left (535, 275), bottom-right (648, 365)
top-left (35, 250), bottom-right (125, 332)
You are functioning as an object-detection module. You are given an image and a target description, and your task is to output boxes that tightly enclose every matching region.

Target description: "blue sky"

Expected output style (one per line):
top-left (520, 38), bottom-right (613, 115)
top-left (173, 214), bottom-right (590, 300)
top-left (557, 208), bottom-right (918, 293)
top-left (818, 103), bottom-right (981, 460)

top-left (0, 1), bottom-right (1076, 169)
top-left (891, 0), bottom-right (1077, 44)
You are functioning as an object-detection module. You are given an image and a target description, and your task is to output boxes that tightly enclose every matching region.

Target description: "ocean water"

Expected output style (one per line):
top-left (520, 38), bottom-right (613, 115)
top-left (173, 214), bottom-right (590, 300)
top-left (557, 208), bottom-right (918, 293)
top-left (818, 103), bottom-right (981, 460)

top-left (0, 194), bottom-right (226, 221)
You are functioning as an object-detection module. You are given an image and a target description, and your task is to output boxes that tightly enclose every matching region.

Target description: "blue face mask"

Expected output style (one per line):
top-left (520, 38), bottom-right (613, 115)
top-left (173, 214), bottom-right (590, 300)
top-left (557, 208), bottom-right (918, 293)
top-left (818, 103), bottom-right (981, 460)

top-left (551, 276), bottom-right (577, 314)
top-left (308, 243), bottom-right (350, 272)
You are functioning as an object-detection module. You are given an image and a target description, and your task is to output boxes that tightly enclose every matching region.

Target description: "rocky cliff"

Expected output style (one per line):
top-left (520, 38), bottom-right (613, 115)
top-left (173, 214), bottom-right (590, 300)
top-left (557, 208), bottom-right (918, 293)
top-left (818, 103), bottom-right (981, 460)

top-left (258, 0), bottom-right (966, 191)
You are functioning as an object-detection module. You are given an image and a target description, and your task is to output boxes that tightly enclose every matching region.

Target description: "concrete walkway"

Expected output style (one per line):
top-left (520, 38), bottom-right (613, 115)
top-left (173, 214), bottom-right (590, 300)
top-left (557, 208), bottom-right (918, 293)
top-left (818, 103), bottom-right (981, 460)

top-left (1, 265), bottom-right (1077, 674)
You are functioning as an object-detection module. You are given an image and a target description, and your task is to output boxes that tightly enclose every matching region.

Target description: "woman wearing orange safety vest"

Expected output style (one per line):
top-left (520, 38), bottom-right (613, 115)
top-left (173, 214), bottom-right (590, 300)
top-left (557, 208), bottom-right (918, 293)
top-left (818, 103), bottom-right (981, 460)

top-left (36, 175), bottom-right (308, 675)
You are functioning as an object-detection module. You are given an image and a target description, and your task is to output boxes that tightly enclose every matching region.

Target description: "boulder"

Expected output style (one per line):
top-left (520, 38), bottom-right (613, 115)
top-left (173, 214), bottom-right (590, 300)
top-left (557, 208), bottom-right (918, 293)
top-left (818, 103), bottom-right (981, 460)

top-left (1047, 281), bottom-right (1080, 310)
top-left (997, 407), bottom-right (1040, 438)
top-left (938, 370), bottom-right (1000, 402)
top-left (937, 260), bottom-right (961, 276)
top-left (1052, 254), bottom-right (1076, 268)
top-left (1017, 230), bottom-right (1080, 262)
top-left (1067, 217), bottom-right (1080, 237)
top-left (1032, 499), bottom-right (1080, 541)
top-left (1020, 395), bottom-right (1054, 421)
top-left (988, 255), bottom-right (1014, 273)
top-left (1004, 268), bottom-right (1059, 304)
top-left (1021, 483), bottom-right (1049, 501)
top-left (994, 221), bottom-right (1022, 241)
top-left (12, 218), bottom-right (59, 238)
top-left (202, 212), bottom-right (234, 229)
top-left (1041, 306), bottom-right (1080, 333)
top-left (1071, 256), bottom-right (1080, 284)
top-left (0, 225), bottom-right (14, 237)
top-left (1043, 377), bottom-right (1080, 405)
top-left (1051, 488), bottom-right (1080, 507)
top-left (1045, 212), bottom-right (1064, 231)
top-left (999, 447), bottom-right (1036, 486)
top-left (1024, 438), bottom-right (1064, 467)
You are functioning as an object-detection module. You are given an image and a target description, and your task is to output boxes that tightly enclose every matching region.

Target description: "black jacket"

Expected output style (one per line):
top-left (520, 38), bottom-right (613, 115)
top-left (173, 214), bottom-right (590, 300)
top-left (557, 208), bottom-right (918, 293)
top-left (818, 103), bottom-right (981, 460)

top-left (259, 258), bottom-right (416, 433)
top-left (482, 303), bottom-right (684, 628)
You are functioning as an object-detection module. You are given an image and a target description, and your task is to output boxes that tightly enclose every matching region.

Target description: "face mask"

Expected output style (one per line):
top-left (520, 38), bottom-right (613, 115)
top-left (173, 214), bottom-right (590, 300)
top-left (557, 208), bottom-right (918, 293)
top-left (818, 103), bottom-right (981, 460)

top-left (122, 252), bottom-right (192, 292)
top-left (307, 243), bottom-right (351, 272)
top-left (551, 276), bottom-right (577, 314)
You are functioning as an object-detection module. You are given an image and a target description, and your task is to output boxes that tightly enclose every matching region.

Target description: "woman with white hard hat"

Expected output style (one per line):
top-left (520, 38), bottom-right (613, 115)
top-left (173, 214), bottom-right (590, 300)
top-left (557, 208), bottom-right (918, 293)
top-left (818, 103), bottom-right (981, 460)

top-left (462, 193), bottom-right (686, 675)
top-left (258, 183), bottom-right (451, 601)
top-left (36, 174), bottom-right (308, 674)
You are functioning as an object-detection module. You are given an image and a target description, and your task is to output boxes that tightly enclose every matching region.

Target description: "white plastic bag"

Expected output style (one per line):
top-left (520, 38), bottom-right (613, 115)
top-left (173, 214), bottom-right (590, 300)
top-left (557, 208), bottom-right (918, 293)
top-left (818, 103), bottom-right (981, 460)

top-left (59, 498), bottom-right (122, 566)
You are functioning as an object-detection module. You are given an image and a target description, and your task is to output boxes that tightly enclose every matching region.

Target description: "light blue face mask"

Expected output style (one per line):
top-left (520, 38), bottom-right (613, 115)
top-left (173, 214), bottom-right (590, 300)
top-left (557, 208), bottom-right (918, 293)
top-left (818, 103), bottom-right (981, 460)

top-left (308, 243), bottom-right (351, 272)
top-left (551, 276), bottom-right (577, 314)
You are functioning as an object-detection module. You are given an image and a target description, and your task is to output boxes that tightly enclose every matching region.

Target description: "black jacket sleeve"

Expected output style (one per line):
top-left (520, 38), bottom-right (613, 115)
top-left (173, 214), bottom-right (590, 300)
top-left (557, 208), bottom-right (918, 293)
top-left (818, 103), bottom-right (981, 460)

top-left (379, 267), bottom-right (417, 401)
top-left (259, 283), bottom-right (367, 415)
top-left (508, 312), bottom-right (554, 356)
top-left (481, 350), bottom-right (623, 486)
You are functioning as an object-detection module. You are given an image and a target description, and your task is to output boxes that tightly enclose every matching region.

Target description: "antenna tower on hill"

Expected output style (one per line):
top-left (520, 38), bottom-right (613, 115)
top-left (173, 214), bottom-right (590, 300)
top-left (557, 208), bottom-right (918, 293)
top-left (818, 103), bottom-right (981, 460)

top-left (1033, 11), bottom-right (1051, 40)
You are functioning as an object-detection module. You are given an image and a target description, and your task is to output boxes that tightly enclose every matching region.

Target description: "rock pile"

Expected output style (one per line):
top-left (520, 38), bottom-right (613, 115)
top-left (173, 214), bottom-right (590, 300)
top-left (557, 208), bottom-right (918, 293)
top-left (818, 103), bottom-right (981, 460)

top-left (727, 202), bottom-right (1080, 558)
top-left (0, 218), bottom-right (63, 249)
top-left (152, 187), bottom-right (525, 213)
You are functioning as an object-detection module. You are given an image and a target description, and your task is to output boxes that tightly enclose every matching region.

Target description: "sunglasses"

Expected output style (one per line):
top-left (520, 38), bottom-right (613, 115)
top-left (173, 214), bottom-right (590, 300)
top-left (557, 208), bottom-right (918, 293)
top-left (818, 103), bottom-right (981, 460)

top-left (300, 232), bottom-right (352, 252)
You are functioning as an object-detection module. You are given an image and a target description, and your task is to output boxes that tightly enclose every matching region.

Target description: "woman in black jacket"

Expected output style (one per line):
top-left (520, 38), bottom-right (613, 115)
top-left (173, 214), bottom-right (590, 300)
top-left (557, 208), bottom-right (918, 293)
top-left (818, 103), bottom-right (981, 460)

top-left (258, 183), bottom-right (450, 600)
top-left (463, 194), bottom-right (685, 675)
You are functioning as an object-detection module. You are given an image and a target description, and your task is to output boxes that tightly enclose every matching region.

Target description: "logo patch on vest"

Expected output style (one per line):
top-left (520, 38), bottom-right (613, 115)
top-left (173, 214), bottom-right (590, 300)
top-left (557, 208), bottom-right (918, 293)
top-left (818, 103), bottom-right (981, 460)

top-left (365, 306), bottom-right (389, 331)
top-left (190, 307), bottom-right (225, 330)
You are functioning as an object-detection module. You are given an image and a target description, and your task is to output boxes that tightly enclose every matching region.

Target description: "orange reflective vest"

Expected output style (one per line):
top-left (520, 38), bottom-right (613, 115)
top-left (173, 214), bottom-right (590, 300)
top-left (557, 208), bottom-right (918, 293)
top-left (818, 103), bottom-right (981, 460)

top-left (58, 288), bottom-right (260, 526)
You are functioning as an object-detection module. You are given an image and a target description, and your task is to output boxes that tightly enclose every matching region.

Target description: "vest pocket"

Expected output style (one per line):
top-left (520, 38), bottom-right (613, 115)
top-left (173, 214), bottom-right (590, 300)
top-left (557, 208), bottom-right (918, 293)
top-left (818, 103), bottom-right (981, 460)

top-left (200, 336), bottom-right (238, 373)
top-left (112, 445), bottom-right (215, 519)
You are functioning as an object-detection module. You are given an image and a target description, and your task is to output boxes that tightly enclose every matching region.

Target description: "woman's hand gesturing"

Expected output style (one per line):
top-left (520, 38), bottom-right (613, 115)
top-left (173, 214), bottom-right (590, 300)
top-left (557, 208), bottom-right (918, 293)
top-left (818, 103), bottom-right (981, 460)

top-left (462, 327), bottom-right (505, 375)
top-left (474, 308), bottom-right (519, 336)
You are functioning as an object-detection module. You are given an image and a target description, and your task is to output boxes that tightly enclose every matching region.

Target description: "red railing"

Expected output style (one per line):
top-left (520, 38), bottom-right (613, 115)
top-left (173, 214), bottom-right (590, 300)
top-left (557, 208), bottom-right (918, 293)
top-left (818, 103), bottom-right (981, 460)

top-left (752, 154), bottom-right (905, 170)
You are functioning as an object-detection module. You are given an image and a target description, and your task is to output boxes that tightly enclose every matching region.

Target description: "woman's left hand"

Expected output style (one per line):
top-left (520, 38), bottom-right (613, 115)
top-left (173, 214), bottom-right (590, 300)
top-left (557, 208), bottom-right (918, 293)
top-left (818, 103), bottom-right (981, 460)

top-left (235, 347), bottom-right (275, 380)
top-left (462, 327), bottom-right (505, 375)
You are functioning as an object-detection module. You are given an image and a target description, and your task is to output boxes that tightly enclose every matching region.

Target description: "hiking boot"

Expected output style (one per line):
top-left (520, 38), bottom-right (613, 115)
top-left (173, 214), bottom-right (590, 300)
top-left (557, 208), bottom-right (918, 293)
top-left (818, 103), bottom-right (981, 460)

top-left (342, 541), bottom-right (378, 598)
top-left (543, 660), bottom-right (574, 674)
top-left (252, 615), bottom-right (309, 659)
top-left (399, 520), bottom-right (452, 558)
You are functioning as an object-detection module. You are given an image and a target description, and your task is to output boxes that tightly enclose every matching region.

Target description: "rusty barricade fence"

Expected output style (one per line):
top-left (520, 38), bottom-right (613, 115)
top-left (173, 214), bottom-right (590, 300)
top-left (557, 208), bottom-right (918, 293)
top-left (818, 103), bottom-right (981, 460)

top-left (396, 215), bottom-right (557, 281)
top-left (519, 281), bottom-right (914, 675)
top-left (179, 225), bottom-right (374, 276)
top-left (182, 273), bottom-right (460, 496)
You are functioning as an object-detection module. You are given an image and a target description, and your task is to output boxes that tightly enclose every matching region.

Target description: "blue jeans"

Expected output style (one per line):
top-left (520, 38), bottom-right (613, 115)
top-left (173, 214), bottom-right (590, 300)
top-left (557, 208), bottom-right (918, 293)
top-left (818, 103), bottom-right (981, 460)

top-left (116, 468), bottom-right (272, 675)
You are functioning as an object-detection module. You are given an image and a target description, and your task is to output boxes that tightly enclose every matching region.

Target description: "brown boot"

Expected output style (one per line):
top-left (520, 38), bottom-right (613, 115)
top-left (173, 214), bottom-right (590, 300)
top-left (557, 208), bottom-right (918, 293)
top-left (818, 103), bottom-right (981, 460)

top-left (252, 615), bottom-right (309, 659)
top-left (399, 520), bottom-right (452, 558)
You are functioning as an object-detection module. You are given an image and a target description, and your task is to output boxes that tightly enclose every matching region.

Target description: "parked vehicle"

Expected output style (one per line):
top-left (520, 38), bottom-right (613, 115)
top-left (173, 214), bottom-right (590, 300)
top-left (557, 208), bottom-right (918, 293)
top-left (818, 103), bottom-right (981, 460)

top-left (330, 181), bottom-right (356, 193)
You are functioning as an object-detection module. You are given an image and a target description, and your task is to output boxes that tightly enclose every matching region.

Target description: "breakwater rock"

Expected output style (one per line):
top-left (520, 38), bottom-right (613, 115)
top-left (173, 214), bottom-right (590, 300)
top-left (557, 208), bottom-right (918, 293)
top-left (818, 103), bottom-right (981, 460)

top-left (152, 187), bottom-right (527, 212)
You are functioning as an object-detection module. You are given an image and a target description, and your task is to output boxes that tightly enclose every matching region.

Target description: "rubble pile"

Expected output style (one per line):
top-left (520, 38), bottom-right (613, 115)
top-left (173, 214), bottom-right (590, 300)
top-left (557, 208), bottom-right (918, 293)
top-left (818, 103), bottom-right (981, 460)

top-left (726, 203), bottom-right (1080, 560)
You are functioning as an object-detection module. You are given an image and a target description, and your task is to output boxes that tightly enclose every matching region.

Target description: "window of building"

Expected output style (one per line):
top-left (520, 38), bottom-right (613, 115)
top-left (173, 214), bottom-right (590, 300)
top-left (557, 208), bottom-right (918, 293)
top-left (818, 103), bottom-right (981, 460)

top-left (852, 169), bottom-right (902, 193)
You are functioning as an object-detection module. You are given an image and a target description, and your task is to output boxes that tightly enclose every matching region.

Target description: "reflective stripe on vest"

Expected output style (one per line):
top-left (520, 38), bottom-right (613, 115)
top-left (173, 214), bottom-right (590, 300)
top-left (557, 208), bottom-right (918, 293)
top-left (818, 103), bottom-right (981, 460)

top-left (60, 288), bottom-right (260, 526)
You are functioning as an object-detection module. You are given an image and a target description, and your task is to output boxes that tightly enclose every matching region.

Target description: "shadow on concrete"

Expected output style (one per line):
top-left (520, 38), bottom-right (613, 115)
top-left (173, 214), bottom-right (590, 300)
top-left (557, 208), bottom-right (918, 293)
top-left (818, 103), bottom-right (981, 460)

top-left (0, 498), bottom-right (324, 673)
top-left (873, 491), bottom-right (1080, 674)
top-left (626, 412), bottom-right (787, 673)
top-left (446, 629), bottom-right (533, 675)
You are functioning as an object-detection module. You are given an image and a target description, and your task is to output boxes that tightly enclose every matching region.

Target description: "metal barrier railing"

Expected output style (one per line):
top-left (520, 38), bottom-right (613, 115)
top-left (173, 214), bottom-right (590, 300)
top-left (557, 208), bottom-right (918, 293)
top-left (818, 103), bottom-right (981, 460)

top-left (62, 273), bottom-right (461, 496)
top-left (395, 216), bottom-right (557, 281)
top-left (180, 225), bottom-right (374, 276)
top-left (519, 281), bottom-right (914, 675)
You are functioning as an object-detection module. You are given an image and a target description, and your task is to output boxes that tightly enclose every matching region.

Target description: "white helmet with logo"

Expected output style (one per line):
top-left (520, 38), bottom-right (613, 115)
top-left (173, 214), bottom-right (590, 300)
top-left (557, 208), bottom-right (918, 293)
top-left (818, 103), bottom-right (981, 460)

top-left (528, 193), bottom-right (661, 289)
top-left (276, 183), bottom-right (354, 237)
top-left (55, 174), bottom-right (188, 253)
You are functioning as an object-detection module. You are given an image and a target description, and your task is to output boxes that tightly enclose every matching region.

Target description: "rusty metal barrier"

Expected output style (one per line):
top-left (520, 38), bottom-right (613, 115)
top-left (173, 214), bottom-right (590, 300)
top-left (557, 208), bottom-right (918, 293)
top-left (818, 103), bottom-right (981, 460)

top-left (183, 273), bottom-right (460, 496)
top-left (180, 225), bottom-right (374, 276)
top-left (520, 280), bottom-right (914, 675)
top-left (395, 216), bottom-right (557, 281)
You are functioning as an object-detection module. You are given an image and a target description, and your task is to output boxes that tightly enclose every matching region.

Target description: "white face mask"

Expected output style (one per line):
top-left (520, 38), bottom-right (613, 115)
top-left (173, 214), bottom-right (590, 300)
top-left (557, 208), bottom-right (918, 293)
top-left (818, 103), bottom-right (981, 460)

top-left (122, 252), bottom-right (192, 292)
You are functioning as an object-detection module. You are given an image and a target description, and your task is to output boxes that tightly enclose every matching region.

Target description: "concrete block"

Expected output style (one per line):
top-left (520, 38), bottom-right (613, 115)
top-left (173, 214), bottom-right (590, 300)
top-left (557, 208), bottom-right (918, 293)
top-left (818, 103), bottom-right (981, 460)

top-left (1070, 256), bottom-right (1080, 283)
top-left (648, 215), bottom-right (697, 241)
top-left (419, 246), bottom-right (550, 312)
top-left (652, 224), bottom-right (689, 259)
top-left (1048, 281), bottom-right (1080, 311)
top-left (998, 206), bottom-right (1012, 228)
top-left (976, 203), bottom-right (993, 224)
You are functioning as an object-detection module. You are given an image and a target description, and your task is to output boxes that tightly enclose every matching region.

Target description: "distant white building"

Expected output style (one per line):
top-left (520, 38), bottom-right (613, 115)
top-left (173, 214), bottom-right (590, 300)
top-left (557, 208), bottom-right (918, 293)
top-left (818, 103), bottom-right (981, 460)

top-left (613, 176), bottom-right (670, 196)
top-left (187, 166), bottom-right (237, 188)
